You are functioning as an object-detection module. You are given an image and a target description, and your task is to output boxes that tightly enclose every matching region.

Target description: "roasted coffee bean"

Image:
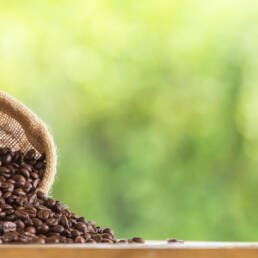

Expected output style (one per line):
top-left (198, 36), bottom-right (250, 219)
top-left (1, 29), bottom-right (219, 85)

top-left (86, 239), bottom-right (96, 243)
top-left (46, 218), bottom-right (58, 226)
top-left (24, 149), bottom-right (36, 161)
top-left (2, 222), bottom-right (16, 232)
top-left (0, 167), bottom-right (10, 174)
top-left (15, 209), bottom-right (28, 219)
top-left (101, 238), bottom-right (113, 243)
top-left (37, 209), bottom-right (50, 220)
top-left (103, 228), bottom-right (113, 235)
top-left (129, 237), bottom-right (145, 244)
top-left (117, 239), bottom-right (128, 244)
top-left (60, 215), bottom-right (69, 228)
top-left (12, 175), bottom-right (26, 187)
top-left (91, 234), bottom-right (101, 242)
top-left (37, 224), bottom-right (49, 234)
top-left (15, 220), bottom-right (25, 230)
top-left (26, 226), bottom-right (36, 234)
top-left (32, 218), bottom-right (42, 227)
top-left (167, 238), bottom-right (184, 244)
top-left (75, 236), bottom-right (85, 243)
top-left (52, 225), bottom-right (64, 233)
top-left (71, 229), bottom-right (81, 238)
top-left (46, 236), bottom-right (60, 244)
top-left (19, 169), bottom-right (30, 179)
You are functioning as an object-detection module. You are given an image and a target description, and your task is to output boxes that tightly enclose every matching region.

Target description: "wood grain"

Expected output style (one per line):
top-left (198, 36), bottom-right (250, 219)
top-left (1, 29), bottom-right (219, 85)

top-left (1, 241), bottom-right (258, 258)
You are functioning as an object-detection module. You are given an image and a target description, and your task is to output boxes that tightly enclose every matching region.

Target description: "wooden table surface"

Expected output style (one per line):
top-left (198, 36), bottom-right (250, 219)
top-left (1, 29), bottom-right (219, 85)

top-left (1, 241), bottom-right (258, 258)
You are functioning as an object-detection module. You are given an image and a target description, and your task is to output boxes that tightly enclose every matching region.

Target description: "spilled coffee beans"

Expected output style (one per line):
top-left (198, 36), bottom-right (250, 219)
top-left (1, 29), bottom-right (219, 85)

top-left (0, 147), bottom-right (145, 244)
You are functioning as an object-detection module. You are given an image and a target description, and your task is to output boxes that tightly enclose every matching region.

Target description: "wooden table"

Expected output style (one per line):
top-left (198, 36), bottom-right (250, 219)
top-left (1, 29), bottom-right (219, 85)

top-left (1, 241), bottom-right (258, 258)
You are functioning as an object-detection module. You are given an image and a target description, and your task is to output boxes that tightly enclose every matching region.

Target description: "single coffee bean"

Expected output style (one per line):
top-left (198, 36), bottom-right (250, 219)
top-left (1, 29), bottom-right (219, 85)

top-left (37, 209), bottom-right (50, 220)
top-left (75, 236), bottom-right (86, 243)
top-left (37, 224), bottom-right (49, 234)
top-left (117, 239), bottom-right (128, 244)
top-left (26, 226), bottom-right (36, 234)
top-left (46, 218), bottom-right (58, 226)
top-left (52, 225), bottom-right (64, 233)
top-left (129, 237), bottom-right (145, 243)
top-left (24, 149), bottom-right (36, 161)
top-left (2, 221), bottom-right (16, 232)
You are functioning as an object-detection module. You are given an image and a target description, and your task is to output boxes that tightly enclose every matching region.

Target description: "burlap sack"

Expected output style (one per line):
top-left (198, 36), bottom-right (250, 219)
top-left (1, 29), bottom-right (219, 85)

top-left (0, 90), bottom-right (56, 194)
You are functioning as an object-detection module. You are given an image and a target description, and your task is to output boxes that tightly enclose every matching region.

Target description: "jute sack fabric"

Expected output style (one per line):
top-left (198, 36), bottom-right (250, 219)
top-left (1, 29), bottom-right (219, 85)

top-left (0, 90), bottom-right (56, 194)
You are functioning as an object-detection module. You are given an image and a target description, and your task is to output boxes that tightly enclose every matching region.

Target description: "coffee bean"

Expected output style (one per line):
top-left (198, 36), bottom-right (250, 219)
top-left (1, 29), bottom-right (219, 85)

top-left (15, 209), bottom-right (28, 219)
top-left (117, 239), bottom-right (128, 244)
top-left (26, 226), bottom-right (36, 234)
top-left (75, 236), bottom-right (86, 243)
top-left (0, 167), bottom-right (10, 174)
top-left (19, 169), bottom-right (30, 179)
top-left (37, 224), bottom-right (49, 234)
top-left (2, 222), bottom-right (16, 232)
top-left (71, 229), bottom-right (81, 238)
top-left (32, 218), bottom-right (42, 227)
top-left (60, 215), bottom-right (69, 228)
top-left (37, 209), bottom-right (50, 220)
top-left (12, 175), bottom-right (26, 187)
top-left (24, 149), bottom-right (36, 161)
top-left (33, 237), bottom-right (45, 244)
top-left (46, 218), bottom-right (58, 226)
top-left (52, 225), bottom-right (64, 233)
top-left (15, 220), bottom-right (25, 230)
top-left (167, 238), bottom-right (184, 244)
top-left (129, 237), bottom-right (145, 243)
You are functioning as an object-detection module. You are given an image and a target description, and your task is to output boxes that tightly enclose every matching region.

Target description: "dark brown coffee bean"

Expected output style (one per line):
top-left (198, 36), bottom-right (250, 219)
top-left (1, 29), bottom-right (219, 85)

top-left (32, 218), bottom-right (42, 227)
top-left (75, 222), bottom-right (87, 232)
top-left (15, 220), bottom-right (25, 229)
top-left (46, 198), bottom-right (56, 208)
top-left (19, 168), bottom-right (30, 178)
top-left (86, 239), bottom-right (96, 243)
top-left (102, 233), bottom-right (114, 240)
top-left (117, 239), bottom-right (128, 244)
top-left (34, 162), bottom-right (45, 170)
top-left (60, 215), bottom-right (69, 228)
top-left (75, 236), bottom-right (85, 243)
top-left (37, 209), bottom-right (50, 220)
top-left (24, 149), bottom-right (36, 161)
top-left (0, 167), bottom-right (10, 174)
top-left (71, 229), bottom-right (81, 238)
top-left (2, 232), bottom-right (18, 242)
top-left (26, 226), bottom-right (36, 234)
top-left (52, 225), bottom-right (64, 233)
top-left (32, 237), bottom-right (45, 244)
top-left (37, 224), bottom-right (49, 234)
top-left (103, 228), bottom-right (113, 235)
top-left (130, 237), bottom-right (145, 243)
top-left (12, 175), bottom-right (26, 187)
top-left (101, 238), bottom-right (114, 243)
top-left (46, 236), bottom-right (60, 244)
top-left (46, 217), bottom-right (58, 226)
top-left (32, 179), bottom-right (40, 188)
top-left (15, 209), bottom-right (28, 219)
top-left (92, 234), bottom-right (102, 242)
top-left (2, 154), bottom-right (12, 165)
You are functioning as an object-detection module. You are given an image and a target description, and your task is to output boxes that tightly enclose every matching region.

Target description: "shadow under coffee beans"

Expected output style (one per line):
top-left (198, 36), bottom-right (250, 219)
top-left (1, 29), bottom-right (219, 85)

top-left (0, 147), bottom-right (144, 244)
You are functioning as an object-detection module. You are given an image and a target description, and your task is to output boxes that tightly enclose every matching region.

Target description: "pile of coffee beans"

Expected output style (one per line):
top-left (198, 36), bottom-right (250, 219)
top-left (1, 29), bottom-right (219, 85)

top-left (0, 147), bottom-right (146, 244)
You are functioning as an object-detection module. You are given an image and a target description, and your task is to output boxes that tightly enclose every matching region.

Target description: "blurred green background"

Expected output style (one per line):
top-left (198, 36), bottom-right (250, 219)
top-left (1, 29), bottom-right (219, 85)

top-left (1, 0), bottom-right (258, 241)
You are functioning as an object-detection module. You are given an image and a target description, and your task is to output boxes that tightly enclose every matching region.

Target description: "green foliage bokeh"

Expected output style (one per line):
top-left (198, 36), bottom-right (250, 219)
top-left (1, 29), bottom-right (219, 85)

top-left (1, 0), bottom-right (258, 240)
